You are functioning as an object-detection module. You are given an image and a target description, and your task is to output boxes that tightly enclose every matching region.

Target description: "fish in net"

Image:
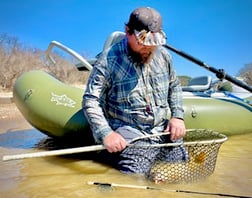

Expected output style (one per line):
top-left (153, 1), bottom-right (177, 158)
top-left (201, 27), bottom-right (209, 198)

top-left (129, 129), bottom-right (227, 184)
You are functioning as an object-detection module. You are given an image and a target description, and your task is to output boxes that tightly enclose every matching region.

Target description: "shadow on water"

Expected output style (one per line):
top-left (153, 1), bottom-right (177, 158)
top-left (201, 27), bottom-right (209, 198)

top-left (0, 129), bottom-right (46, 149)
top-left (0, 128), bottom-right (99, 160)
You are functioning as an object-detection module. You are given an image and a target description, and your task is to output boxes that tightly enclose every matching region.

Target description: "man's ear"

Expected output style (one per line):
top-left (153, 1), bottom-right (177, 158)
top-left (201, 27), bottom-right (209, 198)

top-left (125, 26), bottom-right (130, 35)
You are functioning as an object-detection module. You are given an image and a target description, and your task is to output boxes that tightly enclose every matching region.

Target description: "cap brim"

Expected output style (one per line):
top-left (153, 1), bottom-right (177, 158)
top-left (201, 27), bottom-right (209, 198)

top-left (134, 29), bottom-right (166, 46)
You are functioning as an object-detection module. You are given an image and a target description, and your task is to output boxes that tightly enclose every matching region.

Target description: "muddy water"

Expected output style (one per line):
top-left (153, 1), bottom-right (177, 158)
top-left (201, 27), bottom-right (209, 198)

top-left (0, 104), bottom-right (252, 198)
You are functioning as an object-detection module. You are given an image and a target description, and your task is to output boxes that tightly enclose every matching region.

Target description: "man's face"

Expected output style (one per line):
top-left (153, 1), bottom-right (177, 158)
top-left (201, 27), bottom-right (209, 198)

top-left (126, 28), bottom-right (157, 64)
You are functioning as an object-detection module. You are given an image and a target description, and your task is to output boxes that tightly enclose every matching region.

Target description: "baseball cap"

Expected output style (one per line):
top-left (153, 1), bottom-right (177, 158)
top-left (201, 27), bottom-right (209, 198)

top-left (127, 7), bottom-right (166, 46)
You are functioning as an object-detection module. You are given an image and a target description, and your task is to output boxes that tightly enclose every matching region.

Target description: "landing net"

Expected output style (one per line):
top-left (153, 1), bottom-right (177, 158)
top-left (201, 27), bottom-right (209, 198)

top-left (139, 129), bottom-right (227, 183)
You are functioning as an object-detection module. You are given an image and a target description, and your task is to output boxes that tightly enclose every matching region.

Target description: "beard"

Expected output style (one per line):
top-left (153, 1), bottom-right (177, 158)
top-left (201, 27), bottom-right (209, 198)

top-left (127, 46), bottom-right (154, 64)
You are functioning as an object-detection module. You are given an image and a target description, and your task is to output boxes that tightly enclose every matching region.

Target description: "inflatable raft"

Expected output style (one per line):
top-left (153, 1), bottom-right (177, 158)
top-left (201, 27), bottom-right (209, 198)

top-left (13, 70), bottom-right (252, 138)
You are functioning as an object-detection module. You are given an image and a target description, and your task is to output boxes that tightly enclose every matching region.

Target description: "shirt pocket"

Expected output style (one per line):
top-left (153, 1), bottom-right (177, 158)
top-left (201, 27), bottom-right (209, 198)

top-left (151, 73), bottom-right (169, 107)
top-left (111, 77), bottom-right (144, 108)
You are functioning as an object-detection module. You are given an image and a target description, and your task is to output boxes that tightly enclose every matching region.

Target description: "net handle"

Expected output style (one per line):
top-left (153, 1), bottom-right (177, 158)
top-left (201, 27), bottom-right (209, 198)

top-left (129, 129), bottom-right (228, 147)
top-left (128, 131), bottom-right (171, 143)
top-left (2, 129), bottom-right (227, 161)
top-left (130, 136), bottom-right (228, 148)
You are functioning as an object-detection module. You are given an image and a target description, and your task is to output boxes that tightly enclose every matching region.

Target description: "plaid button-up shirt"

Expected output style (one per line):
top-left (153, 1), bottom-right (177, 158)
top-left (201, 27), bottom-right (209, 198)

top-left (83, 37), bottom-right (184, 143)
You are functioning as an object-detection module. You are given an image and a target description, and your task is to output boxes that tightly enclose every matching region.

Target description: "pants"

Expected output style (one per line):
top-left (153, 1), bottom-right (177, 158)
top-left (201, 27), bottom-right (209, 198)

top-left (96, 126), bottom-right (188, 174)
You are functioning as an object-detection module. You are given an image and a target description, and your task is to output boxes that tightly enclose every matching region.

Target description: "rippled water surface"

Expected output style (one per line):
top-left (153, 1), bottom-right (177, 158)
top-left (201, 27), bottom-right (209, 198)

top-left (0, 117), bottom-right (251, 198)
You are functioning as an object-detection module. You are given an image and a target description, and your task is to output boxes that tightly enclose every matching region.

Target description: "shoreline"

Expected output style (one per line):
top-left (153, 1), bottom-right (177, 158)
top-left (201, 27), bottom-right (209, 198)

top-left (0, 92), bottom-right (13, 104)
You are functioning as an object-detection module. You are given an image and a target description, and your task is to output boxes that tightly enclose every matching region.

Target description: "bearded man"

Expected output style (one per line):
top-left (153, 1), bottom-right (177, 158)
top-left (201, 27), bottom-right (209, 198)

top-left (83, 7), bottom-right (187, 174)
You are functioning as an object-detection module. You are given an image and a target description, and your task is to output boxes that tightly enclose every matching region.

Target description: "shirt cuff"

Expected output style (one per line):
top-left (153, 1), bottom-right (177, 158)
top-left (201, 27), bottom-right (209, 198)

top-left (171, 108), bottom-right (184, 120)
top-left (93, 126), bottom-right (114, 143)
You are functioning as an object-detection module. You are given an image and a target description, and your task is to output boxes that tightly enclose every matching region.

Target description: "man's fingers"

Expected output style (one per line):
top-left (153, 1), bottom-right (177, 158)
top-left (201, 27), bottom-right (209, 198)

top-left (104, 132), bottom-right (127, 153)
top-left (170, 128), bottom-right (185, 141)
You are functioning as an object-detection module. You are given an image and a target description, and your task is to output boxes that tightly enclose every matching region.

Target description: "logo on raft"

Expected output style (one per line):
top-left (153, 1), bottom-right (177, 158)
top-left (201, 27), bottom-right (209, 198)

top-left (50, 92), bottom-right (76, 108)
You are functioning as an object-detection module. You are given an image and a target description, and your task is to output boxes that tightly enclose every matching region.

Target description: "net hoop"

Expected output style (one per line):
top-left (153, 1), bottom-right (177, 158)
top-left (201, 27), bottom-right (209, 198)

top-left (144, 129), bottom-right (228, 184)
top-left (129, 129), bottom-right (228, 148)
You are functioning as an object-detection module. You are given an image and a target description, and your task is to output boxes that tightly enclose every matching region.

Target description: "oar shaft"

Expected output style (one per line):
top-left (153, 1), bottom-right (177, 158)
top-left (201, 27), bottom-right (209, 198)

top-left (164, 44), bottom-right (252, 92)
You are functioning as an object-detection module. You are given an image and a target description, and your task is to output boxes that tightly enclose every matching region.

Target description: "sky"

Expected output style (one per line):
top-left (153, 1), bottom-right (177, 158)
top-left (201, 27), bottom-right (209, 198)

top-left (1, 0), bottom-right (252, 78)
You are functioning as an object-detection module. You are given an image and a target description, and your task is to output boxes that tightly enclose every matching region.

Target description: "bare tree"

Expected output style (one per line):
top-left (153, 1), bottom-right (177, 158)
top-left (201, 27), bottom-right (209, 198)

top-left (0, 33), bottom-right (89, 92)
top-left (238, 63), bottom-right (252, 86)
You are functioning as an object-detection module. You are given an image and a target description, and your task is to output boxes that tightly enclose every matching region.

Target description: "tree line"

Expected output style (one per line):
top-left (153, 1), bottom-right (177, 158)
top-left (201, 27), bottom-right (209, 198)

top-left (0, 33), bottom-right (251, 92)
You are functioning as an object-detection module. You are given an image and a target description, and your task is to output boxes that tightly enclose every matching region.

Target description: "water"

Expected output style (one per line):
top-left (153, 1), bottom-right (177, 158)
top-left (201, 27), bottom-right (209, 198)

top-left (0, 113), bottom-right (251, 197)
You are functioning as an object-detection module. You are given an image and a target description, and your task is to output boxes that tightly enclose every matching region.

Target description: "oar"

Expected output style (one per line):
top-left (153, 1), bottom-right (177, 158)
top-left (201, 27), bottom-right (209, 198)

top-left (88, 181), bottom-right (251, 198)
top-left (163, 44), bottom-right (252, 92)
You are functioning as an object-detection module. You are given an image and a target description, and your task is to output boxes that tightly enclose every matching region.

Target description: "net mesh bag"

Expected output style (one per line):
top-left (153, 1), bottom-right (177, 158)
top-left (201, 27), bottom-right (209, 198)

top-left (146, 129), bottom-right (228, 184)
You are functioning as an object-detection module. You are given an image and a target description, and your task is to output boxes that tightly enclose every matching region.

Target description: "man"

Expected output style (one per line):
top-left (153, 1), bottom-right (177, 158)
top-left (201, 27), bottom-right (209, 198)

top-left (83, 7), bottom-right (187, 174)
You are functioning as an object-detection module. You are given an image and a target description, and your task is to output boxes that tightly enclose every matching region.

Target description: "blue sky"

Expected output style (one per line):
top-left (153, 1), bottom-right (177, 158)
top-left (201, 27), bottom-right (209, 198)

top-left (1, 0), bottom-right (252, 78)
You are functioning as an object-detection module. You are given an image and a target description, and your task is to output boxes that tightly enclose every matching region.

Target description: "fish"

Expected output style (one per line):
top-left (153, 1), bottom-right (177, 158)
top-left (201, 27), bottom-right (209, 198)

top-left (148, 151), bottom-right (208, 184)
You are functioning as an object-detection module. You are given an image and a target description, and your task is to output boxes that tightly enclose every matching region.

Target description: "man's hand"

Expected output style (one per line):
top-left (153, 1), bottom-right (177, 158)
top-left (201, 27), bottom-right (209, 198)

top-left (103, 132), bottom-right (127, 153)
top-left (164, 117), bottom-right (186, 141)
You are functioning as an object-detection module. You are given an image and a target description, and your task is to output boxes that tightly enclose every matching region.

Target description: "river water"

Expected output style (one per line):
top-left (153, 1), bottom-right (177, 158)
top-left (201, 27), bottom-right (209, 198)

top-left (0, 104), bottom-right (251, 198)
